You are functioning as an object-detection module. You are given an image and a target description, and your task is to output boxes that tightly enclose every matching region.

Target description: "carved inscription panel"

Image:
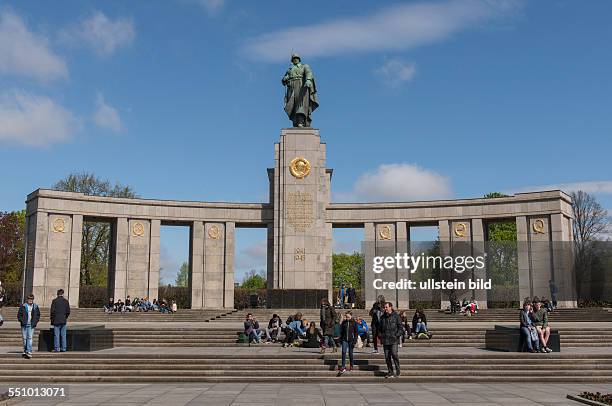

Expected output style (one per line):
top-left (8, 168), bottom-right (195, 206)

top-left (286, 191), bottom-right (314, 232)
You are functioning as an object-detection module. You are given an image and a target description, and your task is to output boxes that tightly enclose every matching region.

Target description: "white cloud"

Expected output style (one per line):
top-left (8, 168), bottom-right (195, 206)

top-left (235, 240), bottom-right (267, 271)
top-left (0, 10), bottom-right (68, 81)
top-left (337, 163), bottom-right (452, 202)
top-left (514, 181), bottom-right (612, 195)
top-left (194, 0), bottom-right (226, 14)
top-left (63, 11), bottom-right (135, 57)
top-left (0, 91), bottom-right (79, 146)
top-left (241, 0), bottom-right (521, 62)
top-left (376, 60), bottom-right (416, 87)
top-left (93, 94), bottom-right (123, 132)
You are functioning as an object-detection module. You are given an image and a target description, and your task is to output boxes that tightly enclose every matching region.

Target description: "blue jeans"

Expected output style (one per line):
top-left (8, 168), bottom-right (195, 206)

top-left (249, 330), bottom-right (261, 343)
top-left (416, 322), bottom-right (427, 333)
top-left (53, 324), bottom-right (67, 351)
top-left (21, 325), bottom-right (34, 353)
top-left (521, 326), bottom-right (539, 351)
top-left (341, 340), bottom-right (354, 368)
top-left (323, 335), bottom-right (335, 348)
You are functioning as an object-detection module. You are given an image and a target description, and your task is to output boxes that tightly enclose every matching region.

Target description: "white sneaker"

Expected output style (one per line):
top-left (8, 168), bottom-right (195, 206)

top-left (372, 349), bottom-right (379, 354)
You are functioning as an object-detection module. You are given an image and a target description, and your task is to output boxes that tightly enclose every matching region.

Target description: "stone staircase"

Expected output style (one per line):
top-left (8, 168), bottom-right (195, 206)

top-left (0, 352), bottom-right (609, 383)
top-left (1, 326), bottom-right (611, 348)
top-left (0, 307), bottom-right (236, 323)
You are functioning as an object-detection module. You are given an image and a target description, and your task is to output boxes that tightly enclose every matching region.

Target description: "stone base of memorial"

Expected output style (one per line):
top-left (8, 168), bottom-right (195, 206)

top-left (38, 325), bottom-right (113, 352)
top-left (485, 325), bottom-right (560, 352)
top-left (267, 289), bottom-right (328, 308)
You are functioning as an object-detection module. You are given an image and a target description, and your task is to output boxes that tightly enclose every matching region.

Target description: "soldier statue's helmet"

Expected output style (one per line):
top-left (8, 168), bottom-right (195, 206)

top-left (291, 53), bottom-right (301, 62)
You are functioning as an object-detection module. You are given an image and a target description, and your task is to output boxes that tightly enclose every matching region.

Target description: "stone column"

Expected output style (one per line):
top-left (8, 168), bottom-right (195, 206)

top-left (270, 128), bottom-right (330, 306)
top-left (24, 212), bottom-right (48, 305)
top-left (437, 220), bottom-right (450, 309)
top-left (516, 216), bottom-right (531, 302)
top-left (190, 221), bottom-right (204, 309)
top-left (396, 222), bottom-right (409, 309)
top-left (223, 222), bottom-right (235, 309)
top-left (471, 218), bottom-right (487, 309)
top-left (67, 214), bottom-right (83, 307)
top-left (325, 222), bottom-right (333, 303)
top-left (44, 214), bottom-right (76, 306)
top-left (363, 222), bottom-right (375, 308)
top-left (126, 219), bottom-right (151, 298)
top-left (203, 222), bottom-right (226, 308)
top-left (450, 220), bottom-right (472, 308)
top-left (112, 217), bottom-right (129, 302)
top-left (550, 213), bottom-right (576, 308)
top-left (375, 223), bottom-right (397, 307)
top-left (528, 216), bottom-right (553, 300)
top-left (148, 219), bottom-right (161, 301)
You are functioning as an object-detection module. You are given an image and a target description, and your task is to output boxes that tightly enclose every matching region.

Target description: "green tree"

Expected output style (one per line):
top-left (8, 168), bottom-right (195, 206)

top-left (0, 210), bottom-right (26, 283)
top-left (241, 269), bottom-right (266, 289)
top-left (175, 262), bottom-right (189, 287)
top-left (484, 192), bottom-right (518, 306)
top-left (53, 172), bottom-right (137, 285)
top-left (332, 252), bottom-right (363, 288)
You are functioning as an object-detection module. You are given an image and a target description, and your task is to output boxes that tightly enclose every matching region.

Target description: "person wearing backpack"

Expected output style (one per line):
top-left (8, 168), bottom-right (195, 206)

top-left (17, 294), bottom-right (40, 359)
top-left (369, 295), bottom-right (385, 354)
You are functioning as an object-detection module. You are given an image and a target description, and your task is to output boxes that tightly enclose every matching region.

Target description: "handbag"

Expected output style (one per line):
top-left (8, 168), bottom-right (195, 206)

top-left (356, 335), bottom-right (363, 349)
top-left (529, 328), bottom-right (538, 341)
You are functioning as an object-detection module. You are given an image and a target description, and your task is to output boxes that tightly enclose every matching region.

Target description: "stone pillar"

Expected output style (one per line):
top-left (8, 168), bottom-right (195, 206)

top-left (24, 212), bottom-right (48, 304)
top-left (325, 222), bottom-right (333, 303)
top-left (550, 213), bottom-right (576, 308)
top-left (437, 220), bottom-right (450, 309)
top-left (516, 216), bottom-right (531, 302)
top-left (203, 222), bottom-right (226, 308)
top-left (67, 214), bottom-right (83, 307)
top-left (148, 219), bottom-right (161, 301)
top-left (396, 222), bottom-right (409, 309)
top-left (471, 218), bottom-right (487, 309)
top-left (450, 220), bottom-right (473, 308)
top-left (112, 217), bottom-right (129, 302)
top-left (223, 222), bottom-right (235, 309)
top-left (269, 128), bottom-right (330, 305)
top-left (528, 216), bottom-right (553, 301)
top-left (126, 219), bottom-right (151, 298)
top-left (43, 214), bottom-right (80, 306)
top-left (363, 222), bottom-right (375, 308)
top-left (190, 221), bottom-right (204, 308)
top-left (375, 223), bottom-right (397, 307)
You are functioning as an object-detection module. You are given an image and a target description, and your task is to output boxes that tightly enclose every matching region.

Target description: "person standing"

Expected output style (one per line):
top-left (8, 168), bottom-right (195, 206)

top-left (17, 294), bottom-right (40, 359)
top-left (0, 281), bottom-right (6, 326)
top-left (347, 284), bottom-right (356, 309)
top-left (368, 295), bottom-right (385, 354)
top-left (50, 289), bottom-right (71, 352)
top-left (319, 298), bottom-right (337, 353)
top-left (339, 284), bottom-right (346, 309)
top-left (380, 302), bottom-right (403, 378)
top-left (338, 311), bottom-right (358, 374)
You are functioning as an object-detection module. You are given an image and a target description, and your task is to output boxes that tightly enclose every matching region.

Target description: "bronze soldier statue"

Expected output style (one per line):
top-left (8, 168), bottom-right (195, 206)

top-left (282, 53), bottom-right (319, 127)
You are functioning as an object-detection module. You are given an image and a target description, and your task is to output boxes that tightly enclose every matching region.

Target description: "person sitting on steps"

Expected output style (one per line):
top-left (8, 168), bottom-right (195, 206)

top-left (531, 297), bottom-right (553, 353)
top-left (520, 301), bottom-right (541, 353)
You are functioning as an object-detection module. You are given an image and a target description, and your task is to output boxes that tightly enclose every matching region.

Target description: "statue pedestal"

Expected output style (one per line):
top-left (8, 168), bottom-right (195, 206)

top-left (267, 128), bottom-right (332, 306)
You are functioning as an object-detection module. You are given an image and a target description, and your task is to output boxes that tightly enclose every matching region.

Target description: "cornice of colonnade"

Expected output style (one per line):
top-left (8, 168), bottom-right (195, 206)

top-left (325, 190), bottom-right (574, 224)
top-left (25, 188), bottom-right (273, 224)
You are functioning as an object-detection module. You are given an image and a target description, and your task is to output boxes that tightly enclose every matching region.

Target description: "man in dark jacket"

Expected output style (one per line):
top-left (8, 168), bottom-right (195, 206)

top-left (50, 289), bottom-right (70, 352)
top-left (380, 302), bottom-right (403, 378)
top-left (320, 299), bottom-right (337, 353)
top-left (17, 294), bottom-right (40, 358)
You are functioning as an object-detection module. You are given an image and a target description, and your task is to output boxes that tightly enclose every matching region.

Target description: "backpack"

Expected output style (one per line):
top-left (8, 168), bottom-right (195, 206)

top-left (237, 333), bottom-right (249, 343)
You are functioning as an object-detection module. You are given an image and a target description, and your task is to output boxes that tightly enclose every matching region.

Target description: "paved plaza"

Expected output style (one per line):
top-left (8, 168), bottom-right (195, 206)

top-left (1, 382), bottom-right (605, 406)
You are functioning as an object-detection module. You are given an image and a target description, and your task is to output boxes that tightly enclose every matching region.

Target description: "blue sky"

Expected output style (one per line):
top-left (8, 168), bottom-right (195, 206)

top-left (1, 0), bottom-right (611, 283)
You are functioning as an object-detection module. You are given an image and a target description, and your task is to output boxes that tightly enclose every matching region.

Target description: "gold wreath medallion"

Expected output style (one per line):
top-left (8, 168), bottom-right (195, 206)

top-left (379, 225), bottom-right (392, 240)
top-left (52, 218), bottom-right (65, 233)
top-left (532, 219), bottom-right (546, 234)
top-left (454, 223), bottom-right (467, 237)
top-left (289, 157), bottom-right (311, 179)
top-left (132, 222), bottom-right (145, 237)
top-left (208, 225), bottom-right (221, 240)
